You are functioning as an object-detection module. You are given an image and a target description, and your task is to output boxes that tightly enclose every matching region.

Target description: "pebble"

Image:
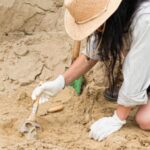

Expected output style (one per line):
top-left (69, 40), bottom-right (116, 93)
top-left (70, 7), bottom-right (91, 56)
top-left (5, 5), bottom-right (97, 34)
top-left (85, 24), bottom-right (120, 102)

top-left (48, 104), bottom-right (64, 113)
top-left (14, 45), bottom-right (29, 56)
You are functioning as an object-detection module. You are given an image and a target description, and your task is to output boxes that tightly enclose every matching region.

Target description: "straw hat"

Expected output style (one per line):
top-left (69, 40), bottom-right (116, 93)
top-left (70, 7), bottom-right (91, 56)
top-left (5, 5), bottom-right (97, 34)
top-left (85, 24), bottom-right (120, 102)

top-left (64, 0), bottom-right (122, 40)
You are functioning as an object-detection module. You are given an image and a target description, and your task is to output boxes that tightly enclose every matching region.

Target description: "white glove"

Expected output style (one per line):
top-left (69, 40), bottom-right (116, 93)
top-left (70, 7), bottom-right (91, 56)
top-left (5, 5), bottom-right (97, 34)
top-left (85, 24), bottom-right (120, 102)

top-left (89, 111), bottom-right (126, 141)
top-left (32, 75), bottom-right (65, 104)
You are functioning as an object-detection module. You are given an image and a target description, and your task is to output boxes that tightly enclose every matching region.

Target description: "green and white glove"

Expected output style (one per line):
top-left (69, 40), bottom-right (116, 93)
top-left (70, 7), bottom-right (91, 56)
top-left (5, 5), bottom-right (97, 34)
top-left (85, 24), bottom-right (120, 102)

top-left (31, 75), bottom-right (65, 104)
top-left (89, 111), bottom-right (126, 141)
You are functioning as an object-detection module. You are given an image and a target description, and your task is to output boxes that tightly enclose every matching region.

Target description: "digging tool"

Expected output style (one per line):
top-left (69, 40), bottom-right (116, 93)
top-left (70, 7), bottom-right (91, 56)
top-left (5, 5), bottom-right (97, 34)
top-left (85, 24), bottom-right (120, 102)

top-left (70, 41), bottom-right (85, 95)
top-left (20, 97), bottom-right (41, 139)
top-left (71, 41), bottom-right (81, 63)
top-left (27, 97), bottom-right (40, 122)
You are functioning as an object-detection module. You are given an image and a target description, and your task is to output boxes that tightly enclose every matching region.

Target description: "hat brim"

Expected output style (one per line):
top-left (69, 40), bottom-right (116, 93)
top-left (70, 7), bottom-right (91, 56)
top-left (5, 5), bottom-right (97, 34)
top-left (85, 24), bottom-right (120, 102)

top-left (64, 0), bottom-right (122, 41)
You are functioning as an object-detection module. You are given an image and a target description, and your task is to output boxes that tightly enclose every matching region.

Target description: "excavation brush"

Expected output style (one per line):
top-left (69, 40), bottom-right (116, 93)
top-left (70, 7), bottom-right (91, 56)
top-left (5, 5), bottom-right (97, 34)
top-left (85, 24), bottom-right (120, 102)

top-left (19, 96), bottom-right (64, 139)
top-left (20, 97), bottom-right (41, 140)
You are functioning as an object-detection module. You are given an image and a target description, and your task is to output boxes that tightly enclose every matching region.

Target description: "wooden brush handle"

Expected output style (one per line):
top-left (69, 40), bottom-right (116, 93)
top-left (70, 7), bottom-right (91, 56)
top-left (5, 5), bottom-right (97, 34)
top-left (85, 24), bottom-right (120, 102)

top-left (32, 98), bottom-right (40, 114)
top-left (28, 98), bottom-right (40, 121)
top-left (72, 41), bottom-right (81, 63)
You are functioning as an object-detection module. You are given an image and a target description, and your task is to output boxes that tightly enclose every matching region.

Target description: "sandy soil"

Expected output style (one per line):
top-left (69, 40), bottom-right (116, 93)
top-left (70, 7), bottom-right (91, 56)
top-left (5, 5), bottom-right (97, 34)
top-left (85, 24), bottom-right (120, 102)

top-left (0, 0), bottom-right (150, 150)
top-left (0, 32), bottom-right (150, 150)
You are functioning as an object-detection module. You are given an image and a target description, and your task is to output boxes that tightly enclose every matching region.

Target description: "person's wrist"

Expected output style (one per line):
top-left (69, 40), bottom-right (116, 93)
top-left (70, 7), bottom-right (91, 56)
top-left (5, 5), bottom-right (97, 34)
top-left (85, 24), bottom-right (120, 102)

top-left (113, 111), bottom-right (126, 125)
top-left (116, 106), bottom-right (131, 121)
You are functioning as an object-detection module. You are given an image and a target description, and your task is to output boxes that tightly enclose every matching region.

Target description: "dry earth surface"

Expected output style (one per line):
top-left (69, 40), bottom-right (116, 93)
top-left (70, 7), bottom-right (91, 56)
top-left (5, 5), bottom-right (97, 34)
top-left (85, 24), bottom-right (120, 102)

top-left (0, 0), bottom-right (150, 150)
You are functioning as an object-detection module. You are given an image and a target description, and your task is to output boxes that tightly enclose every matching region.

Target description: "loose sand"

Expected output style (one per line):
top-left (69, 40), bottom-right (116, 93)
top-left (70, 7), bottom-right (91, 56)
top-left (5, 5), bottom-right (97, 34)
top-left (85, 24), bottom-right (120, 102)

top-left (0, 0), bottom-right (150, 150)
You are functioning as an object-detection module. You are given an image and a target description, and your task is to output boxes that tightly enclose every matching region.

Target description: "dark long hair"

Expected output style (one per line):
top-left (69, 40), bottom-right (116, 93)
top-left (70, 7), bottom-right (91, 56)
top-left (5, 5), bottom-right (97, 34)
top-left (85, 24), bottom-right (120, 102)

top-left (98, 0), bottom-right (149, 90)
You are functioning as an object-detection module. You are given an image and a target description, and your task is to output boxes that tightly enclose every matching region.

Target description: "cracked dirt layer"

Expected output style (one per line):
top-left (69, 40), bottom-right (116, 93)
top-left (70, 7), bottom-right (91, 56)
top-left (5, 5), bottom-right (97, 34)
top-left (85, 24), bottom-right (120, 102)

top-left (0, 0), bottom-right (150, 150)
top-left (0, 0), bottom-right (63, 40)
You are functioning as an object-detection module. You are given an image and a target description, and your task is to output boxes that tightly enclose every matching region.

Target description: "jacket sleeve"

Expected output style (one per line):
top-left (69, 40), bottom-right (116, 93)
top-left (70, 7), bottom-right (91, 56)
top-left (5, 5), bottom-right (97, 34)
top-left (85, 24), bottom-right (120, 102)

top-left (118, 14), bottom-right (150, 106)
top-left (81, 32), bottom-right (101, 61)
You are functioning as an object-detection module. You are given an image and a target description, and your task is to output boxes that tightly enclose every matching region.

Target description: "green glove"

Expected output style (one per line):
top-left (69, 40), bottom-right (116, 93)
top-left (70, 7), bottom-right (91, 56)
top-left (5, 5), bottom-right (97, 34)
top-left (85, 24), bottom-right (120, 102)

top-left (70, 76), bottom-right (85, 95)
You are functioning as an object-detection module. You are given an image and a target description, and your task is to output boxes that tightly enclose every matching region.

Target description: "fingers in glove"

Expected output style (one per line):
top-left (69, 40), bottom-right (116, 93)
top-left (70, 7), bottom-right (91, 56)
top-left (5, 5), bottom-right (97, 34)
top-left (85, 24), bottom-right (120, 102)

top-left (90, 127), bottom-right (108, 141)
top-left (89, 126), bottom-right (100, 140)
top-left (39, 94), bottom-right (49, 104)
top-left (97, 125), bottom-right (121, 141)
top-left (44, 90), bottom-right (56, 97)
top-left (32, 86), bottom-right (43, 100)
top-left (90, 117), bottom-right (107, 130)
top-left (97, 132), bottom-right (107, 141)
top-left (96, 128), bottom-right (109, 141)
